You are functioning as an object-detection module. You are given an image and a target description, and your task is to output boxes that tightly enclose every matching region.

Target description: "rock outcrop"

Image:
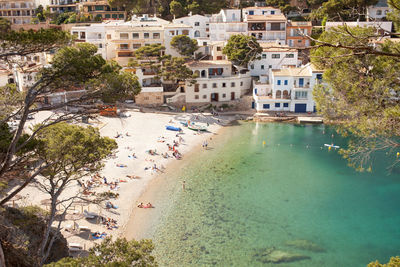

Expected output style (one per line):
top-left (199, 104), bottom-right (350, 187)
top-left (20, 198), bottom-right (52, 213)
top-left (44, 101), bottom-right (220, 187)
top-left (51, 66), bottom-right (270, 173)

top-left (285, 239), bottom-right (326, 253)
top-left (0, 206), bottom-right (69, 267)
top-left (254, 247), bottom-right (311, 264)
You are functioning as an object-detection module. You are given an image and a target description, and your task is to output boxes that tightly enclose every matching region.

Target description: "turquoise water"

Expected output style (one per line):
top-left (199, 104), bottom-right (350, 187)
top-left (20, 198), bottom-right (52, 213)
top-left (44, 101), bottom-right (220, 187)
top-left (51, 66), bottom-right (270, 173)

top-left (151, 123), bottom-right (400, 266)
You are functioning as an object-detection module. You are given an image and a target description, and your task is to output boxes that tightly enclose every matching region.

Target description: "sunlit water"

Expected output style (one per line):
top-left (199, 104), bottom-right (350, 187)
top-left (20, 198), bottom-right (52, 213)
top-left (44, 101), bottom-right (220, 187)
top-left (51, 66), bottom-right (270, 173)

top-left (149, 123), bottom-right (400, 266)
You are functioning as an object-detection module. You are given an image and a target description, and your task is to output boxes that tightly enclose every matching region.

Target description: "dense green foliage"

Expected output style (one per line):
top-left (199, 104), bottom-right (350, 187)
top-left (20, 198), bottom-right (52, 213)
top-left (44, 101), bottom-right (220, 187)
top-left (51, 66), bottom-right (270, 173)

top-left (0, 17), bottom-right (11, 33)
top-left (266, 0), bottom-right (296, 14)
top-left (368, 256), bottom-right (400, 267)
top-left (40, 43), bottom-right (141, 102)
top-left (170, 35), bottom-right (198, 57)
top-left (108, 0), bottom-right (228, 19)
top-left (222, 35), bottom-right (262, 66)
top-left (35, 123), bottom-right (117, 175)
top-left (311, 0), bottom-right (378, 20)
top-left (45, 237), bottom-right (157, 267)
top-left (0, 28), bottom-right (71, 58)
top-left (311, 26), bottom-right (400, 170)
top-left (128, 44), bottom-right (197, 84)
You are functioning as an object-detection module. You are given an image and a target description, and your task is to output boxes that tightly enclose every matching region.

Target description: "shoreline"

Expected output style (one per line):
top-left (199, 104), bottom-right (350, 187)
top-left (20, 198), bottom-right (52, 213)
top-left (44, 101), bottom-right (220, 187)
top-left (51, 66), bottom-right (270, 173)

top-left (123, 124), bottom-right (232, 241)
top-left (14, 110), bottom-right (235, 252)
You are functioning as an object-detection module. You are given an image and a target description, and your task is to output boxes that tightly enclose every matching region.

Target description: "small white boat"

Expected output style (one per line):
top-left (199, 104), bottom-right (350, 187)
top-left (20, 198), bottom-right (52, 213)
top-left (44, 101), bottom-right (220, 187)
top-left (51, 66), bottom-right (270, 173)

top-left (324, 144), bottom-right (340, 148)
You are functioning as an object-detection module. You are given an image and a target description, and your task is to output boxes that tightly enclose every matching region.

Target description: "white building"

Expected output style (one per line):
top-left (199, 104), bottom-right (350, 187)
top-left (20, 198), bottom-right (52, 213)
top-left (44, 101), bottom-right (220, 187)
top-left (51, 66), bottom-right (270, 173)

top-left (249, 43), bottom-right (299, 79)
top-left (168, 60), bottom-right (251, 104)
top-left (211, 9), bottom-right (242, 23)
top-left (0, 67), bottom-right (13, 87)
top-left (173, 14), bottom-right (210, 39)
top-left (163, 23), bottom-right (193, 57)
top-left (209, 9), bottom-right (247, 42)
top-left (71, 15), bottom-right (194, 65)
top-left (242, 6), bottom-right (281, 21)
top-left (0, 0), bottom-right (36, 24)
top-left (71, 22), bottom-right (117, 60)
top-left (246, 14), bottom-right (287, 44)
top-left (367, 0), bottom-right (391, 20)
top-left (325, 21), bottom-right (392, 36)
top-left (252, 64), bottom-right (323, 113)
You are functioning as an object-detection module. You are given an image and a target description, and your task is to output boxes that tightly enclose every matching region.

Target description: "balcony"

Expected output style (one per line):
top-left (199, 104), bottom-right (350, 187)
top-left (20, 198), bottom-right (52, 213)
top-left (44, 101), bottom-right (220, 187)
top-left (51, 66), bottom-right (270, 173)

top-left (249, 23), bottom-right (266, 31)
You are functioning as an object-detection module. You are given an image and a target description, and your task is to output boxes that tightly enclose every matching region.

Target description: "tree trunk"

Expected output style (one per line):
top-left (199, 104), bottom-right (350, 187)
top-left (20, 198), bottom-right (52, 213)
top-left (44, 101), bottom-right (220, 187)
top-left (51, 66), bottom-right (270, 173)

top-left (0, 242), bottom-right (6, 267)
top-left (38, 198), bottom-right (57, 266)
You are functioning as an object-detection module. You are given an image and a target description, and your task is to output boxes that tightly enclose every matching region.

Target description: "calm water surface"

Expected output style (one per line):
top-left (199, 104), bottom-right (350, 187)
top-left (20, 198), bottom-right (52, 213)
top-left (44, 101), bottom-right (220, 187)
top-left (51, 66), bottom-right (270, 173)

top-left (150, 123), bottom-right (400, 266)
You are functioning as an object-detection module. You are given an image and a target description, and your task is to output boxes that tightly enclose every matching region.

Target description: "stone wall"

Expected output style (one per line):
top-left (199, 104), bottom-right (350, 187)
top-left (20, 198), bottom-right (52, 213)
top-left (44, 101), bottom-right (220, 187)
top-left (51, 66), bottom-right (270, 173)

top-left (135, 92), bottom-right (164, 106)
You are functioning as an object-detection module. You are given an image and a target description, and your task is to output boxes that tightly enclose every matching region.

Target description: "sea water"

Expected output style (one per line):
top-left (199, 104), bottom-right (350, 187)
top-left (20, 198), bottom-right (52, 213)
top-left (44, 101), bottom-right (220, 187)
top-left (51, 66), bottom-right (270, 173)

top-left (150, 123), bottom-right (400, 266)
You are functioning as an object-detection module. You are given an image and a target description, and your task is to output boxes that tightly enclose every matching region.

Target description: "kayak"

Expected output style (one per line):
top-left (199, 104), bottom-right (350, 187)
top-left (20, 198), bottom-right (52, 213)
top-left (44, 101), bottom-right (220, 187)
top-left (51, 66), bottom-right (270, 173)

top-left (180, 121), bottom-right (188, 127)
top-left (188, 124), bottom-right (207, 131)
top-left (166, 125), bottom-right (181, 131)
top-left (324, 144), bottom-right (340, 148)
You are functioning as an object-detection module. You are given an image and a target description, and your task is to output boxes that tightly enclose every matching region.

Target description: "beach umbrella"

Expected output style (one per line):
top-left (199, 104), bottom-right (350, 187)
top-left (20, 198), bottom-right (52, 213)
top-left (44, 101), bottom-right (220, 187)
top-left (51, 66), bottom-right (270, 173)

top-left (65, 213), bottom-right (84, 231)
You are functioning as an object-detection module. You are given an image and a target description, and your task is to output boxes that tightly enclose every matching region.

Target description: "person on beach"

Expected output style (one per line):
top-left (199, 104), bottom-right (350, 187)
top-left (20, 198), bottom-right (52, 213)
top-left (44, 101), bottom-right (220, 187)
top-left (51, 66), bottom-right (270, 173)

top-left (182, 180), bottom-right (186, 191)
top-left (137, 202), bottom-right (144, 208)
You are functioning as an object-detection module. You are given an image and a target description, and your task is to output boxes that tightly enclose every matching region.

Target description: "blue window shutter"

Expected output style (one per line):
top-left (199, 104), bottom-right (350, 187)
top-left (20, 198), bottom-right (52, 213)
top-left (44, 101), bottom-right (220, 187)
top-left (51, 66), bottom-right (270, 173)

top-left (263, 104), bottom-right (270, 109)
top-left (275, 103), bottom-right (280, 107)
top-left (277, 80), bottom-right (281, 85)
top-left (283, 103), bottom-right (289, 108)
top-left (284, 80), bottom-right (288, 85)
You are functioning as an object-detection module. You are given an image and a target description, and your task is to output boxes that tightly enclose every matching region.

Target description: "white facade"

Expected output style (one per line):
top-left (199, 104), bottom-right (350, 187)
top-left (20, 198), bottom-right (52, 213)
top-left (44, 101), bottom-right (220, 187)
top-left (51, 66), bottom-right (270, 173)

top-left (249, 44), bottom-right (299, 78)
top-left (210, 9), bottom-right (242, 23)
top-left (71, 23), bottom-right (112, 59)
top-left (253, 64), bottom-right (323, 113)
top-left (134, 67), bottom-right (163, 93)
top-left (367, 0), bottom-right (391, 20)
top-left (163, 24), bottom-right (193, 57)
top-left (325, 21), bottom-right (392, 35)
top-left (183, 60), bottom-right (251, 103)
top-left (0, 69), bottom-right (12, 87)
top-left (209, 22), bottom-right (247, 41)
top-left (173, 14), bottom-right (210, 38)
top-left (242, 6), bottom-right (281, 21)
top-left (70, 16), bottom-right (193, 64)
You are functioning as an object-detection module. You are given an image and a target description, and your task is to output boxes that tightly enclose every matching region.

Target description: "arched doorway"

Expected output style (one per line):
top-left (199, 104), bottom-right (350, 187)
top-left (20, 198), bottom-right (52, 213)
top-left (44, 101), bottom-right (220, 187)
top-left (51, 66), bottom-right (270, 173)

top-left (283, 90), bottom-right (289, 99)
top-left (201, 70), bottom-right (206, 78)
top-left (194, 30), bottom-right (200, 37)
top-left (276, 90), bottom-right (281, 99)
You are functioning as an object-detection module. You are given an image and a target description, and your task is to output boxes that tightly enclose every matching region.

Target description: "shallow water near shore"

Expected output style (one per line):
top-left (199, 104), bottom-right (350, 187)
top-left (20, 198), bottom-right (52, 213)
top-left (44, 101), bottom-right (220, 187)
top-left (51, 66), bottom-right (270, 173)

top-left (148, 122), bottom-right (400, 266)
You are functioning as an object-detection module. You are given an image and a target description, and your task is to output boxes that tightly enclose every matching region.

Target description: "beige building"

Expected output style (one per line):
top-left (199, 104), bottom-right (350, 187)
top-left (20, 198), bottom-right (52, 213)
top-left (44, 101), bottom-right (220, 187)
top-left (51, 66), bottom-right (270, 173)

top-left (0, 0), bottom-right (36, 24)
top-left (179, 60), bottom-right (251, 104)
top-left (79, 0), bottom-right (126, 21)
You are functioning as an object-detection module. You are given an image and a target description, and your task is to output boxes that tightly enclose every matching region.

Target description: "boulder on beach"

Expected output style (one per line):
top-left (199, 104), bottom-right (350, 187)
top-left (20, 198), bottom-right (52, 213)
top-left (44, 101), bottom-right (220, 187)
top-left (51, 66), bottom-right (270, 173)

top-left (285, 239), bottom-right (326, 253)
top-left (255, 247), bottom-right (311, 264)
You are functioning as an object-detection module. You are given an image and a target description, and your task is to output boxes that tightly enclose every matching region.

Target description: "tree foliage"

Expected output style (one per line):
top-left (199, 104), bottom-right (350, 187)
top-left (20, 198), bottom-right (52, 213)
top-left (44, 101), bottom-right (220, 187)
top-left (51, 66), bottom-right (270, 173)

top-left (170, 35), bottom-right (198, 57)
top-left (128, 44), bottom-right (197, 84)
top-left (0, 28), bottom-right (71, 59)
top-left (368, 256), bottom-right (400, 267)
top-left (223, 34), bottom-right (262, 66)
top-left (170, 0), bottom-right (186, 17)
top-left (311, 0), bottom-right (378, 20)
top-left (45, 237), bottom-right (157, 267)
top-left (0, 17), bottom-right (11, 34)
top-left (0, 42), bottom-right (141, 208)
top-left (33, 123), bottom-right (117, 265)
top-left (265, 0), bottom-right (296, 14)
top-left (311, 26), bottom-right (400, 170)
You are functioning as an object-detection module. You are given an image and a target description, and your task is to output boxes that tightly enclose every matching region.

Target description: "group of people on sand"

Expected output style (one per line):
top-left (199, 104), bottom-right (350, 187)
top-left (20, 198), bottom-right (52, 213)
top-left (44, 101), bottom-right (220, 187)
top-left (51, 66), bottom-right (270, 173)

top-left (137, 202), bottom-right (154, 208)
top-left (101, 217), bottom-right (118, 230)
top-left (114, 132), bottom-right (130, 138)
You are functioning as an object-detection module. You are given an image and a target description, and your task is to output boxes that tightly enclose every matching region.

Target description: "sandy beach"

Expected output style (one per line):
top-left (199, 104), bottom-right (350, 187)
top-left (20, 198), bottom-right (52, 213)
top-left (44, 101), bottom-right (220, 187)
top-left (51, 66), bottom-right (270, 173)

top-left (11, 109), bottom-right (232, 252)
